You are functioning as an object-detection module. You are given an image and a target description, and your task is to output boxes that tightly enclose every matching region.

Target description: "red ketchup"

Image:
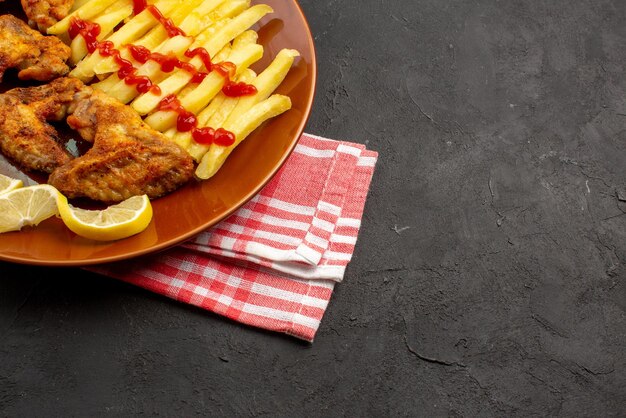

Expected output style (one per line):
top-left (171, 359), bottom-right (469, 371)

top-left (157, 95), bottom-right (236, 146)
top-left (146, 5), bottom-right (186, 37)
top-left (222, 81), bottom-right (257, 97)
top-left (68, 17), bottom-right (101, 53)
top-left (97, 41), bottom-right (161, 94)
top-left (157, 94), bottom-right (197, 132)
top-left (68, 12), bottom-right (253, 145)
top-left (132, 0), bottom-right (147, 15)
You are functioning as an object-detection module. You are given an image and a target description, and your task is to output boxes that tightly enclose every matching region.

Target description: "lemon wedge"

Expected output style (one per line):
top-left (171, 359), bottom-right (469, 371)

top-left (57, 194), bottom-right (153, 241)
top-left (0, 173), bottom-right (24, 195)
top-left (0, 184), bottom-right (61, 233)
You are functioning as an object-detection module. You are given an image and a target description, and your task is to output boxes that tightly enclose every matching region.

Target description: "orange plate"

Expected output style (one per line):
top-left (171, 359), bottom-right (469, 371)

top-left (0, 0), bottom-right (317, 266)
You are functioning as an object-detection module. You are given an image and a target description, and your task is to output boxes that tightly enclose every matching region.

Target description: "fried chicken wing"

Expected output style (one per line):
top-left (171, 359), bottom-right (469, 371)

top-left (49, 88), bottom-right (195, 203)
top-left (0, 77), bottom-right (85, 173)
top-left (0, 14), bottom-right (71, 82)
top-left (20, 0), bottom-right (74, 32)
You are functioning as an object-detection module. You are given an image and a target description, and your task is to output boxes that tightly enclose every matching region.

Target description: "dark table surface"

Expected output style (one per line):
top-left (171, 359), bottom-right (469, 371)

top-left (1, 0), bottom-right (625, 416)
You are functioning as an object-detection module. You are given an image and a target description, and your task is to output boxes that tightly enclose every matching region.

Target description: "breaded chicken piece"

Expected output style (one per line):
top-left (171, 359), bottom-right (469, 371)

top-left (20, 0), bottom-right (74, 32)
top-left (0, 77), bottom-right (84, 173)
top-left (49, 88), bottom-right (195, 203)
top-left (0, 14), bottom-right (70, 82)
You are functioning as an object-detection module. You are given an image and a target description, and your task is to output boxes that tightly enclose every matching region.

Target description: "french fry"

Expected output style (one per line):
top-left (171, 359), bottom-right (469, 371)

top-left (173, 30), bottom-right (254, 99)
top-left (130, 4), bottom-right (272, 115)
top-left (195, 94), bottom-right (292, 179)
top-left (91, 1), bottom-right (242, 104)
top-left (192, 0), bottom-right (250, 45)
top-left (232, 29), bottom-right (258, 48)
top-left (70, 0), bottom-right (132, 65)
top-left (143, 43), bottom-right (263, 129)
top-left (171, 95), bottom-right (223, 150)
top-left (171, 68), bottom-right (255, 150)
top-left (185, 70), bottom-right (253, 159)
top-left (91, 0), bottom-right (206, 75)
top-left (221, 48), bottom-right (298, 128)
top-left (91, 35), bottom-right (194, 102)
top-left (187, 48), bottom-right (297, 161)
top-left (70, 0), bottom-right (181, 82)
top-left (149, 0), bottom-right (225, 37)
top-left (176, 0), bottom-right (233, 36)
top-left (194, 4), bottom-right (271, 60)
top-left (163, 129), bottom-right (177, 139)
top-left (210, 43), bottom-right (235, 64)
top-left (47, 0), bottom-right (123, 35)
top-left (142, 43), bottom-right (250, 131)
top-left (70, 0), bottom-right (95, 12)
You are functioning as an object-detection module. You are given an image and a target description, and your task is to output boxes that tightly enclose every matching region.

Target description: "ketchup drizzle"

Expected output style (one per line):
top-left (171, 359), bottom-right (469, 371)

top-left (146, 6), bottom-right (186, 37)
top-left (130, 45), bottom-right (204, 77)
top-left (69, 11), bottom-right (253, 145)
top-left (222, 81), bottom-right (257, 97)
top-left (68, 17), bottom-right (101, 53)
top-left (157, 94), bottom-right (236, 146)
top-left (96, 41), bottom-right (161, 94)
top-left (132, 0), bottom-right (147, 15)
top-left (212, 62), bottom-right (257, 97)
top-left (157, 94), bottom-right (197, 132)
top-left (185, 47), bottom-right (213, 71)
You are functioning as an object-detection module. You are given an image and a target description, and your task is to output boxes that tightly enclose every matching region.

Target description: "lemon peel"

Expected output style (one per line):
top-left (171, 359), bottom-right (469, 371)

top-left (57, 194), bottom-right (153, 241)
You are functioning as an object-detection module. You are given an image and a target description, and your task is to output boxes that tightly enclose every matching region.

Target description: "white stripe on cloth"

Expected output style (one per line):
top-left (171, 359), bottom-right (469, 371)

top-left (293, 245), bottom-right (323, 265)
top-left (311, 217), bottom-right (335, 232)
top-left (337, 143), bottom-right (363, 157)
top-left (318, 200), bottom-right (343, 216)
top-left (251, 195), bottom-right (317, 217)
top-left (250, 282), bottom-right (329, 309)
top-left (303, 232), bottom-right (329, 249)
top-left (199, 241), bottom-right (314, 264)
top-left (241, 304), bottom-right (322, 330)
top-left (358, 156), bottom-right (378, 167)
top-left (329, 233), bottom-right (359, 244)
top-left (228, 208), bottom-right (311, 231)
top-left (268, 262), bottom-right (348, 281)
top-left (336, 217), bottom-right (362, 228)
top-left (294, 144), bottom-right (337, 158)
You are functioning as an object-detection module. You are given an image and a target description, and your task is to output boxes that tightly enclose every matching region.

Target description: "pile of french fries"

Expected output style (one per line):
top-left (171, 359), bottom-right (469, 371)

top-left (47, 0), bottom-right (298, 179)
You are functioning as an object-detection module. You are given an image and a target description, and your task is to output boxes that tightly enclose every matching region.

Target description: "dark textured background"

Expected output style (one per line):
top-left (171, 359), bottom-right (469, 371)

top-left (1, 0), bottom-right (625, 416)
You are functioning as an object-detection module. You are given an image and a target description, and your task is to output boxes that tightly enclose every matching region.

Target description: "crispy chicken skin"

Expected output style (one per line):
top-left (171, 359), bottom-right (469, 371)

top-left (0, 14), bottom-right (71, 81)
top-left (20, 0), bottom-right (74, 32)
top-left (49, 88), bottom-right (195, 203)
top-left (0, 77), bottom-right (84, 173)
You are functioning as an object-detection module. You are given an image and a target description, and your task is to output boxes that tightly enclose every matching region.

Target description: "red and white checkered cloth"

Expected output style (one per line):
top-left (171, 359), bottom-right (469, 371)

top-left (88, 133), bottom-right (378, 342)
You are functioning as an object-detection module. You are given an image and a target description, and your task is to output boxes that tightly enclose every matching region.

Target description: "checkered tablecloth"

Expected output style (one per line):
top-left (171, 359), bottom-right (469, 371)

top-left (88, 133), bottom-right (378, 342)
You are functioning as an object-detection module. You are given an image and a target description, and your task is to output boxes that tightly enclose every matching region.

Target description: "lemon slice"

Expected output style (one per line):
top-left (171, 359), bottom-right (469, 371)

top-left (57, 194), bottom-right (153, 241)
top-left (0, 173), bottom-right (24, 195)
top-left (0, 184), bottom-right (61, 233)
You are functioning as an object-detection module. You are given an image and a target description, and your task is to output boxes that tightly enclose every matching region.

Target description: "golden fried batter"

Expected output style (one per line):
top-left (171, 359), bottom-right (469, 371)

top-left (0, 77), bottom-right (84, 173)
top-left (20, 0), bottom-right (74, 32)
top-left (0, 14), bottom-right (71, 82)
top-left (49, 88), bottom-right (195, 203)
